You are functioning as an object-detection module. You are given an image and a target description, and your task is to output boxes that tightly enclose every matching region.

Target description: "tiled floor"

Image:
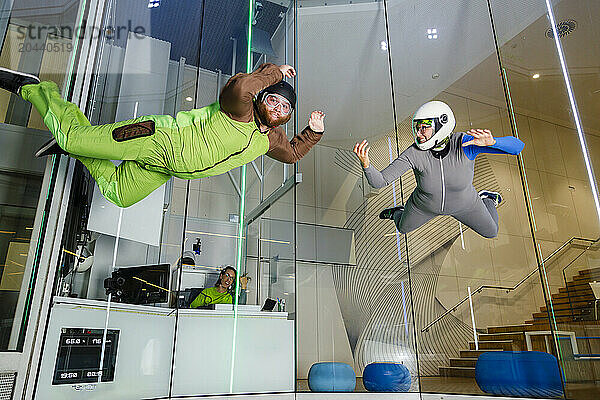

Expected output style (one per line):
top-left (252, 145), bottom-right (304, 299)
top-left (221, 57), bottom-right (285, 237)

top-left (565, 383), bottom-right (600, 400)
top-left (297, 376), bottom-right (484, 394)
top-left (299, 377), bottom-right (600, 399)
top-left (420, 376), bottom-right (485, 395)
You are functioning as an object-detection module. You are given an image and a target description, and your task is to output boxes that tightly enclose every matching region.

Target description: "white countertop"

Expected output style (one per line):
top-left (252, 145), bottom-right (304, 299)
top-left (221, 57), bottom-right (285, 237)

top-left (52, 296), bottom-right (289, 318)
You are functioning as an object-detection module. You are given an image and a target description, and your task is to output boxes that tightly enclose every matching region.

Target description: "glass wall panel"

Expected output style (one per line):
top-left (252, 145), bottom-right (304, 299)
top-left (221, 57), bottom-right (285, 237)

top-left (490, 0), bottom-right (600, 398)
top-left (0, 0), bottom-right (81, 352)
top-left (295, 0), bottom-right (420, 393)
top-left (170, 0), bottom-right (297, 396)
top-left (28, 0), bottom-right (298, 397)
top-left (34, 0), bottom-right (181, 398)
top-left (383, 0), bottom-right (560, 397)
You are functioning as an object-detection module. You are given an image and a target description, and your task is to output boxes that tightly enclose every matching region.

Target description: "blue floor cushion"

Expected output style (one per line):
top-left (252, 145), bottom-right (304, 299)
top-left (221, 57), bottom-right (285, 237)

top-left (308, 362), bottom-right (356, 392)
top-left (476, 351), bottom-right (563, 398)
top-left (363, 362), bottom-right (411, 392)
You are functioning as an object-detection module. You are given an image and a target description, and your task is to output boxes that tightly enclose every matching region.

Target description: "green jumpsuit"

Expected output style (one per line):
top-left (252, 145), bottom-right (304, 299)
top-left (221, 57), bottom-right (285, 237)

top-left (21, 64), bottom-right (319, 208)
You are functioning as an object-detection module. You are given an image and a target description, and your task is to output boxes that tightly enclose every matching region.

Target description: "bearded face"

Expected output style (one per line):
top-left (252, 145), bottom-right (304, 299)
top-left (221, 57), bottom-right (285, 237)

top-left (256, 100), bottom-right (293, 128)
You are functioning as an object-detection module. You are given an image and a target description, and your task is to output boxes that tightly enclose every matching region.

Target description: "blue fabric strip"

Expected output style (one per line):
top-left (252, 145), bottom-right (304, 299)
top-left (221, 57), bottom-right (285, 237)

top-left (461, 134), bottom-right (525, 160)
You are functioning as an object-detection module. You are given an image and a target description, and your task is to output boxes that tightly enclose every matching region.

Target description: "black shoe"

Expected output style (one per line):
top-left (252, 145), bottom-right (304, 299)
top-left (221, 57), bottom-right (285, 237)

top-left (0, 67), bottom-right (40, 95)
top-left (35, 138), bottom-right (67, 157)
top-left (379, 205), bottom-right (404, 220)
top-left (479, 190), bottom-right (502, 207)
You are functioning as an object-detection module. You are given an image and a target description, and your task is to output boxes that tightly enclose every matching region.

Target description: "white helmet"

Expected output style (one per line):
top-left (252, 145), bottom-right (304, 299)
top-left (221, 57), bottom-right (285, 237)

top-left (412, 101), bottom-right (456, 151)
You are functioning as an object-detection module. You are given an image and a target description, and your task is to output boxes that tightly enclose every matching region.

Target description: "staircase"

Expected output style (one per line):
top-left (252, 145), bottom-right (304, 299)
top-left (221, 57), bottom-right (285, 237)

top-left (439, 267), bottom-right (600, 378)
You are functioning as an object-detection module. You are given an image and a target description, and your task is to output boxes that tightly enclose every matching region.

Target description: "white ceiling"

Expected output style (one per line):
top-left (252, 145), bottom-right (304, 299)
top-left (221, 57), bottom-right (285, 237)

top-left (296, 0), bottom-right (598, 146)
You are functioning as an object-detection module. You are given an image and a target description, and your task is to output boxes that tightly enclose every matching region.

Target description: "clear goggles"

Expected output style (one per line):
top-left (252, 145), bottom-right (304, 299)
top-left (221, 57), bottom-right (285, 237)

top-left (413, 119), bottom-right (434, 134)
top-left (264, 93), bottom-right (292, 116)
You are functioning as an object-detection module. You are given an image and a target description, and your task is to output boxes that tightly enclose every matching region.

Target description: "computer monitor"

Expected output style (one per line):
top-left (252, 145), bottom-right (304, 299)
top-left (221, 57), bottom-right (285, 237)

top-left (104, 264), bottom-right (170, 305)
top-left (261, 298), bottom-right (277, 311)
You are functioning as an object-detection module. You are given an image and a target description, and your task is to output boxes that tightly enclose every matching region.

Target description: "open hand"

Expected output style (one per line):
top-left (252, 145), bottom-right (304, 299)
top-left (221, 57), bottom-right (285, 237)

top-left (353, 140), bottom-right (370, 168)
top-left (309, 111), bottom-right (325, 132)
top-left (279, 65), bottom-right (296, 79)
top-left (240, 274), bottom-right (251, 290)
top-left (462, 129), bottom-right (496, 147)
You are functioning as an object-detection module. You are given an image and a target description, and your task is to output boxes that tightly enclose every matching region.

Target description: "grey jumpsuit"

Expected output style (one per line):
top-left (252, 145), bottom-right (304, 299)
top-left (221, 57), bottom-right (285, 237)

top-left (363, 132), bottom-right (524, 238)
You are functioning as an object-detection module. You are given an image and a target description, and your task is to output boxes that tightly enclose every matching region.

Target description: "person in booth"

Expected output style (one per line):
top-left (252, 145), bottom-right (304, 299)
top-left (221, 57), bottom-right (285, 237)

top-left (190, 266), bottom-right (250, 307)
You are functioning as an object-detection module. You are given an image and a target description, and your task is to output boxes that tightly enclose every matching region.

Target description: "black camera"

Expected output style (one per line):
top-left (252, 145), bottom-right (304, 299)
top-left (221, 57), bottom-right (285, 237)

top-left (103, 265), bottom-right (169, 304)
top-left (104, 275), bottom-right (126, 299)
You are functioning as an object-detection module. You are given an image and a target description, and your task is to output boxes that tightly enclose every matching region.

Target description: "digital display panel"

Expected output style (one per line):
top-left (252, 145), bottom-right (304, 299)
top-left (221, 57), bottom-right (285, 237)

top-left (52, 328), bottom-right (119, 385)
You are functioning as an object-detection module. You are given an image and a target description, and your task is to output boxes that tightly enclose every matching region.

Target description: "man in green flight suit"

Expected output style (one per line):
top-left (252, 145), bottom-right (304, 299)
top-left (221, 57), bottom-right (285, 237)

top-left (0, 64), bottom-right (324, 207)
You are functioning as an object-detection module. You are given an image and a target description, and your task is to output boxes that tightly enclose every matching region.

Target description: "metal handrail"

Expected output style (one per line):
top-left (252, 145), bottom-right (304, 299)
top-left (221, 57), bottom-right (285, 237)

top-left (421, 236), bottom-right (599, 332)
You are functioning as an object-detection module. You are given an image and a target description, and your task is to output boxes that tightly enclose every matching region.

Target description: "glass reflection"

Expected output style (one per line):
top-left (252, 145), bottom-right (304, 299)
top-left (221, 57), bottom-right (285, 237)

top-left (491, 0), bottom-right (600, 398)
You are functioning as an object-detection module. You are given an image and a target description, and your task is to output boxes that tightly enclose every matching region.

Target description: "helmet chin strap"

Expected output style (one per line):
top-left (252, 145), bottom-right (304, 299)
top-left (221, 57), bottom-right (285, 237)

top-left (432, 137), bottom-right (449, 151)
top-left (430, 137), bottom-right (451, 158)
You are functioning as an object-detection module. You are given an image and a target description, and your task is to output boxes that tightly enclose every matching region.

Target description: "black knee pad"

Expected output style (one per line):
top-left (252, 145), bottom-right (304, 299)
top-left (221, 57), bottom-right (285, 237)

top-left (112, 120), bottom-right (155, 142)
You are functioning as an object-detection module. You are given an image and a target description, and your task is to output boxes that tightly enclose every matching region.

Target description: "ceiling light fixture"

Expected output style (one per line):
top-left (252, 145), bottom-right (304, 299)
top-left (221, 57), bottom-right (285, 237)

top-left (427, 28), bottom-right (438, 40)
top-left (185, 97), bottom-right (193, 102)
top-left (532, 73), bottom-right (540, 79)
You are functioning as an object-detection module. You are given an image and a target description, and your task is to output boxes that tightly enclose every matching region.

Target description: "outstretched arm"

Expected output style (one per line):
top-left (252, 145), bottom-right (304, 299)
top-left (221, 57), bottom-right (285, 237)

top-left (219, 63), bottom-right (295, 122)
top-left (461, 129), bottom-right (524, 161)
top-left (266, 111), bottom-right (324, 163)
top-left (354, 140), bottom-right (412, 189)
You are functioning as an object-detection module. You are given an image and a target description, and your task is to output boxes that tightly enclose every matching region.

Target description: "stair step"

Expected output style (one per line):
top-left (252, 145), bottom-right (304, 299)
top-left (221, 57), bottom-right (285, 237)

top-left (576, 271), bottom-right (600, 280)
top-left (525, 324), bottom-right (552, 330)
top-left (449, 358), bottom-right (478, 368)
top-left (532, 309), bottom-right (592, 319)
top-left (558, 288), bottom-right (593, 296)
top-left (532, 309), bottom-right (592, 318)
top-left (460, 349), bottom-right (503, 358)
top-left (439, 366), bottom-right (476, 378)
top-left (526, 315), bottom-right (587, 324)
top-left (539, 306), bottom-right (592, 314)
top-left (487, 324), bottom-right (536, 334)
top-left (540, 300), bottom-right (593, 312)
top-left (551, 292), bottom-right (594, 301)
top-left (477, 332), bottom-right (525, 342)
top-left (578, 268), bottom-right (600, 276)
top-left (527, 319), bottom-right (600, 327)
top-left (558, 289), bottom-right (593, 297)
top-left (563, 279), bottom-right (595, 287)
top-left (559, 286), bottom-right (592, 294)
top-left (572, 275), bottom-right (600, 283)
top-left (469, 340), bottom-right (517, 351)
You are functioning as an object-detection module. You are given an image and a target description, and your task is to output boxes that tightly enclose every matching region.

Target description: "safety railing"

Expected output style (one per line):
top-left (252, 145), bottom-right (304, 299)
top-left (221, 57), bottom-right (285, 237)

top-left (421, 236), bottom-right (599, 332)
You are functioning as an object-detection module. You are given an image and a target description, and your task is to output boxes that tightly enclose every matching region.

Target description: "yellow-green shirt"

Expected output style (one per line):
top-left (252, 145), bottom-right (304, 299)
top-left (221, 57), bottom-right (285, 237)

top-left (190, 286), bottom-right (247, 308)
